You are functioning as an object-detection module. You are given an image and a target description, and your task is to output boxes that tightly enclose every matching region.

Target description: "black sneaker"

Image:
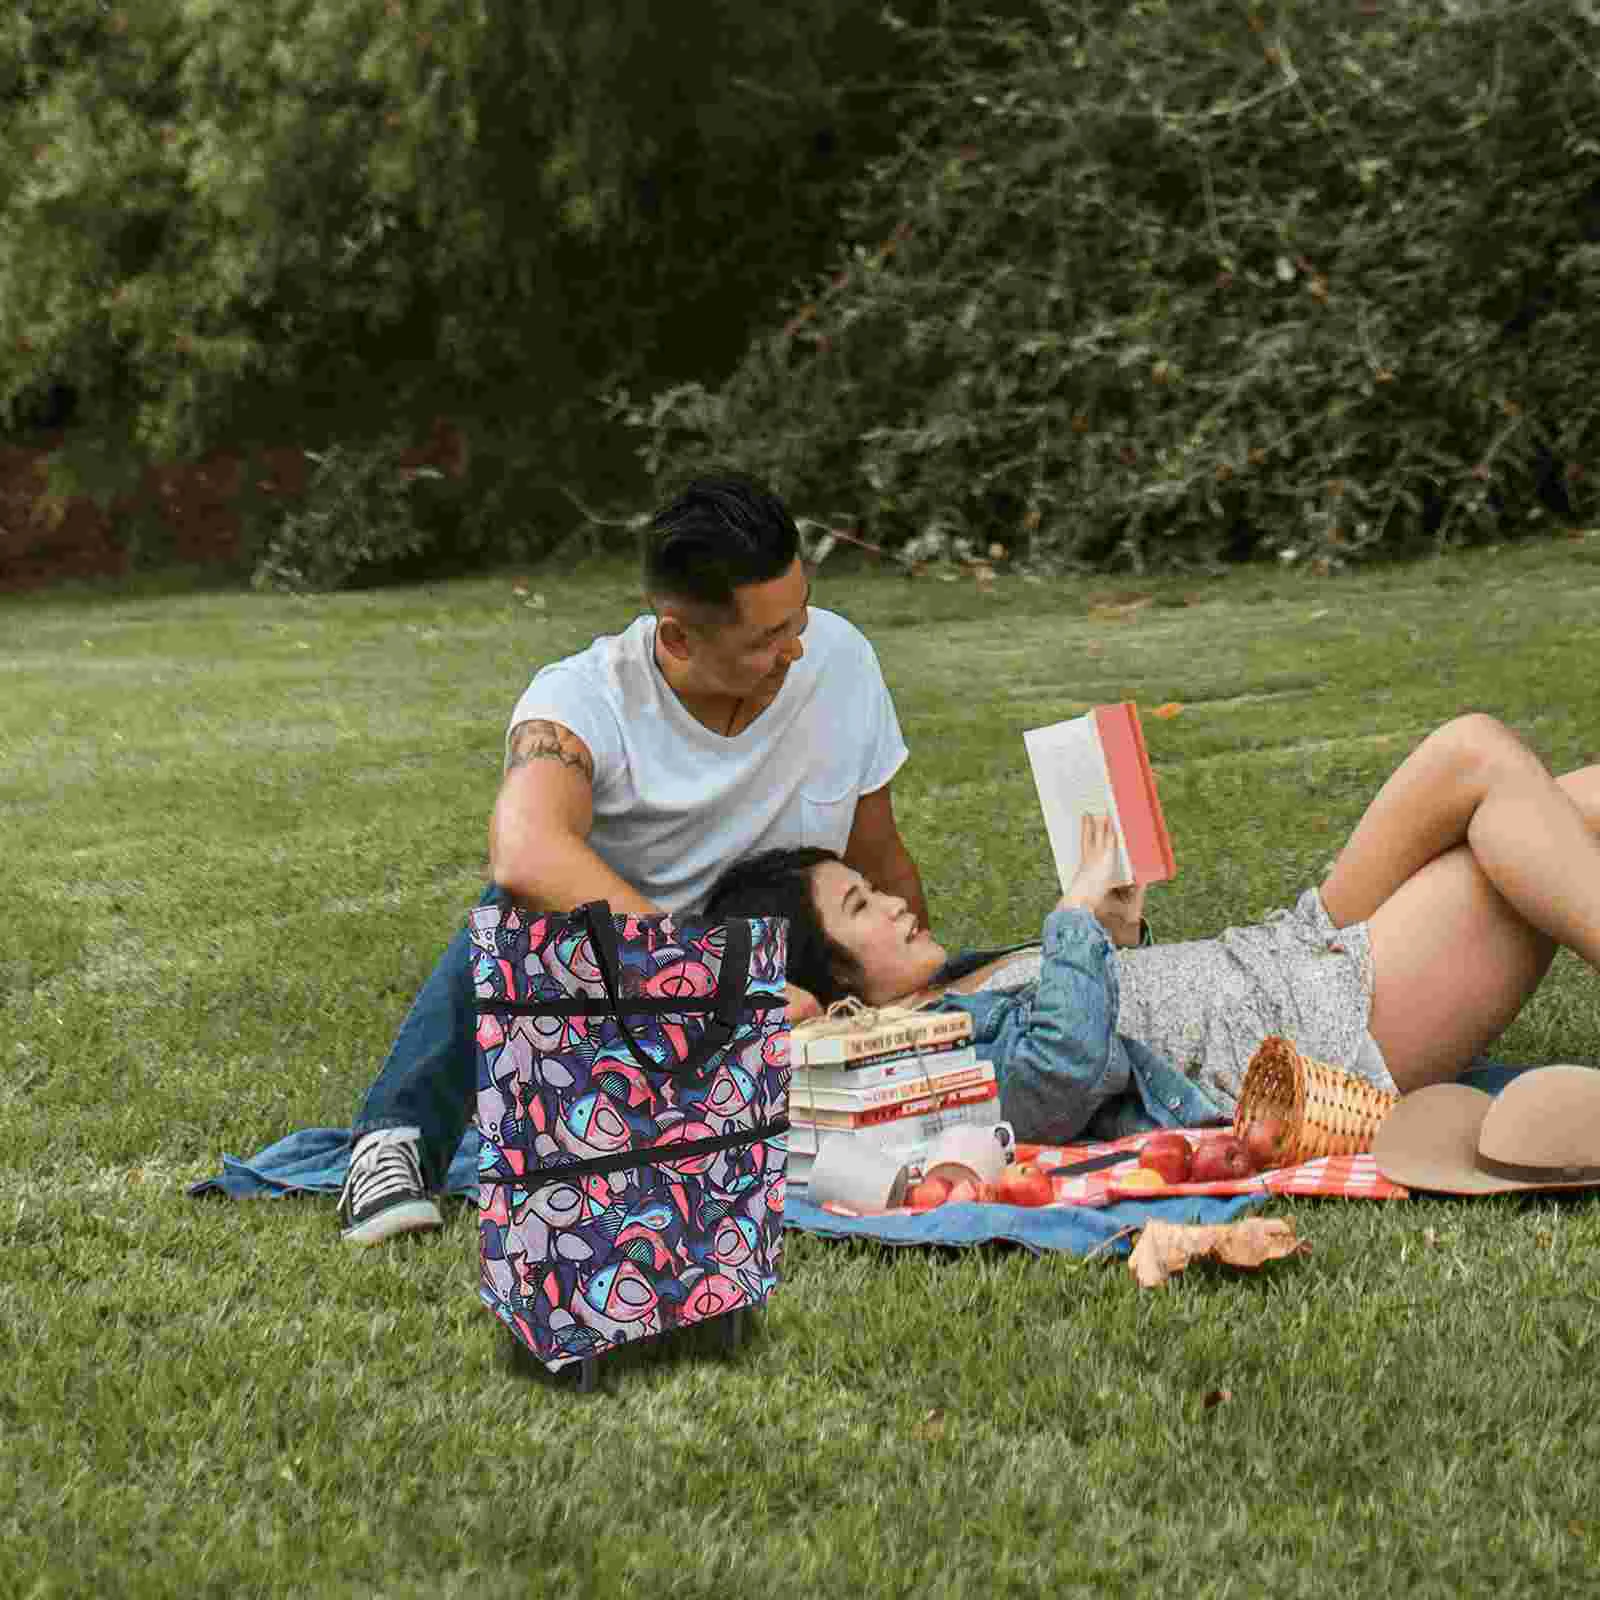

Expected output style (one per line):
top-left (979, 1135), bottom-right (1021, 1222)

top-left (338, 1128), bottom-right (444, 1245)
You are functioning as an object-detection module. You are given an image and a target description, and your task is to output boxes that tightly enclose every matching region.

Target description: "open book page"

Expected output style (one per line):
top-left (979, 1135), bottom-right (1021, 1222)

top-left (1022, 715), bottom-right (1133, 889)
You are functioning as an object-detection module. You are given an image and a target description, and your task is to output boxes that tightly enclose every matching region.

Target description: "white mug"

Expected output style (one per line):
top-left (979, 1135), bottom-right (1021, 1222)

top-left (807, 1137), bottom-right (911, 1213)
top-left (922, 1123), bottom-right (1016, 1186)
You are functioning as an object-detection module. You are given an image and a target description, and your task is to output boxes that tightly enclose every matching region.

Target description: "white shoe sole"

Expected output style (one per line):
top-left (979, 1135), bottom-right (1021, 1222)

top-left (340, 1198), bottom-right (445, 1246)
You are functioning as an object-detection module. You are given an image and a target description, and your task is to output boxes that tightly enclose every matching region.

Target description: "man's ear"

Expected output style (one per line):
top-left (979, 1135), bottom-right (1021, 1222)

top-left (655, 611), bottom-right (694, 661)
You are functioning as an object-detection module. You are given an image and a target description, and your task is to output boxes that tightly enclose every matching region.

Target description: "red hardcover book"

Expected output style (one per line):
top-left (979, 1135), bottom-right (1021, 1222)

top-left (787, 1080), bottom-right (1003, 1153)
top-left (788, 1058), bottom-right (995, 1113)
top-left (791, 1078), bottom-right (1000, 1132)
top-left (1022, 701), bottom-right (1176, 888)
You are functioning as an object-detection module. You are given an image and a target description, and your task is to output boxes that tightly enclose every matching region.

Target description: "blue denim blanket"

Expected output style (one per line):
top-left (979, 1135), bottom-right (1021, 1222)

top-left (186, 1124), bottom-right (1265, 1257)
top-left (187, 1065), bottom-right (1529, 1258)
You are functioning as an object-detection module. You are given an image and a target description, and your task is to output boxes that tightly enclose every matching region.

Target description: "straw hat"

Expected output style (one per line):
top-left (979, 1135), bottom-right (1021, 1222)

top-left (1372, 1064), bottom-right (1600, 1194)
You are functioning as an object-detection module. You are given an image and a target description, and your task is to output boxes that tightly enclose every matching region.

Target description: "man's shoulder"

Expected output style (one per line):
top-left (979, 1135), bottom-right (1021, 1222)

top-left (505, 617), bottom-right (655, 748)
top-left (520, 616), bottom-right (653, 698)
top-left (807, 605), bottom-right (876, 657)
top-left (801, 607), bottom-right (889, 693)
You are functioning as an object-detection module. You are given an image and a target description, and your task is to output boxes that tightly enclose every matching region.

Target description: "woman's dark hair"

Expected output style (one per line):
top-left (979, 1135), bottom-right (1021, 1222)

top-left (701, 846), bottom-right (860, 1004)
top-left (643, 474), bottom-right (800, 617)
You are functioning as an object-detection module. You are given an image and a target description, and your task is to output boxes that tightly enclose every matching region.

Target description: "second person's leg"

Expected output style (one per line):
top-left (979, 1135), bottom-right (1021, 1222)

top-left (351, 885), bottom-right (497, 1191)
top-left (1320, 714), bottom-right (1600, 969)
top-left (1363, 843), bottom-right (1558, 1092)
top-left (1323, 721), bottom-right (1600, 1091)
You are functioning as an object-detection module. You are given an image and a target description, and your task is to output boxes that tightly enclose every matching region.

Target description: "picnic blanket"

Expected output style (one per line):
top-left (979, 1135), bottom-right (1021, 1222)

top-left (187, 1125), bottom-right (1264, 1256)
top-left (187, 1063), bottom-right (1529, 1258)
top-left (778, 1128), bottom-right (1407, 1254)
top-left (781, 1190), bottom-right (1264, 1255)
top-left (1017, 1131), bottom-right (1409, 1206)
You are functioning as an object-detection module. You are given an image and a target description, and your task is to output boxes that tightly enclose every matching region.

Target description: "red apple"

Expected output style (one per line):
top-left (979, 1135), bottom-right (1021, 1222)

top-left (996, 1162), bottom-right (1054, 1208)
top-left (906, 1176), bottom-right (951, 1210)
top-left (1137, 1133), bottom-right (1193, 1186)
top-left (945, 1177), bottom-right (979, 1205)
top-left (1189, 1134), bottom-right (1256, 1183)
top-left (1242, 1115), bottom-right (1293, 1171)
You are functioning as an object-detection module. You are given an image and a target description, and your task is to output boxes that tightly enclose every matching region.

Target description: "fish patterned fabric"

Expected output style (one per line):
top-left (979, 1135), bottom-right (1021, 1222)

top-left (468, 901), bottom-right (790, 1373)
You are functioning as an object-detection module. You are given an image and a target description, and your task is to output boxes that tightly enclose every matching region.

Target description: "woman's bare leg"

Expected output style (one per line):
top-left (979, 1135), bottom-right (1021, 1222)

top-left (1316, 718), bottom-right (1600, 1092)
top-left (1364, 845), bottom-right (1558, 1092)
top-left (1320, 715), bottom-right (1600, 964)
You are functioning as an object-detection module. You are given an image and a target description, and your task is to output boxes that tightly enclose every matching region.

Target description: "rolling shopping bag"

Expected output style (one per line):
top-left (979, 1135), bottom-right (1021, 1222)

top-left (468, 897), bottom-right (790, 1388)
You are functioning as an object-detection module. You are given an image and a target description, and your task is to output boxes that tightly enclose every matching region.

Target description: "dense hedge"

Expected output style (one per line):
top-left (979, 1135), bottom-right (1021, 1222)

top-left (1, 0), bottom-right (947, 585)
top-left (610, 0), bottom-right (1599, 573)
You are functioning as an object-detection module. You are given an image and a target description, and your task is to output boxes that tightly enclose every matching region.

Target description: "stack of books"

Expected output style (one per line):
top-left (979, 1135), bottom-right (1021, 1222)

top-left (785, 1005), bottom-right (998, 1191)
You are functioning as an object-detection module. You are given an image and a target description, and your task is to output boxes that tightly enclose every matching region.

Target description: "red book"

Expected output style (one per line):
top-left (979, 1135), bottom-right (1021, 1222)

top-left (786, 1080), bottom-right (1003, 1154)
top-left (1023, 701), bottom-right (1176, 888)
top-left (791, 1078), bottom-right (1000, 1131)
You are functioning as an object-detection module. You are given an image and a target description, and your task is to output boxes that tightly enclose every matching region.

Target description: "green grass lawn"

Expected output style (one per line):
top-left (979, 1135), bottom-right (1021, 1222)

top-left (4, 538), bottom-right (1600, 1598)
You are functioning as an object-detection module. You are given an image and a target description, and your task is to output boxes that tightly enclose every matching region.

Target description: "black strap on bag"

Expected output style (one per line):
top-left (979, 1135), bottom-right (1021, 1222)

top-left (489, 1118), bottom-right (792, 1191)
top-left (568, 900), bottom-right (752, 1080)
top-left (499, 902), bottom-right (748, 1088)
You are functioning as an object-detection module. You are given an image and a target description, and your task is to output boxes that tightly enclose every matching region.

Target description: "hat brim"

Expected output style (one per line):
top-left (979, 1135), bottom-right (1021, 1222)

top-left (1372, 1083), bottom-right (1540, 1194)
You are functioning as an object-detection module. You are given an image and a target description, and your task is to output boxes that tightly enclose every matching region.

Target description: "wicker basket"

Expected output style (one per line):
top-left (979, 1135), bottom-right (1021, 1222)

top-left (1233, 1035), bottom-right (1400, 1164)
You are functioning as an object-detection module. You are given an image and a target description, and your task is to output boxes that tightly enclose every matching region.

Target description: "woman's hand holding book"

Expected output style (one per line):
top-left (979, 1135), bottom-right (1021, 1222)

top-left (1058, 814), bottom-right (1147, 947)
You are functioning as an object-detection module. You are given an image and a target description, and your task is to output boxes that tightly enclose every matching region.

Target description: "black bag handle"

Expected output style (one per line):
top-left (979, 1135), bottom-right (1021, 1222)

top-left (577, 901), bottom-right (752, 1079)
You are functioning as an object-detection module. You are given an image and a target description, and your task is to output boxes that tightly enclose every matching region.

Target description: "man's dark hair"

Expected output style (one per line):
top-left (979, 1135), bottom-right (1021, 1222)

top-left (643, 474), bottom-right (800, 617)
top-left (701, 846), bottom-right (860, 1005)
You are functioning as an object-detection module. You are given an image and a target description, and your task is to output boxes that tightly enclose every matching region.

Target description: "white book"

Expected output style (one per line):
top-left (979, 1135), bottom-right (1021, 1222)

top-left (788, 1060), bottom-right (996, 1115)
top-left (786, 1043), bottom-right (981, 1094)
top-left (790, 1007), bottom-right (973, 1068)
top-left (785, 1086), bottom-right (999, 1156)
top-left (1022, 701), bottom-right (1176, 890)
top-left (790, 1076), bottom-right (999, 1132)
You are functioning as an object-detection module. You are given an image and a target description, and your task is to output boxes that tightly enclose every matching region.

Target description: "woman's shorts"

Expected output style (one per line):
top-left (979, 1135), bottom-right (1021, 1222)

top-left (1114, 886), bottom-right (1395, 1116)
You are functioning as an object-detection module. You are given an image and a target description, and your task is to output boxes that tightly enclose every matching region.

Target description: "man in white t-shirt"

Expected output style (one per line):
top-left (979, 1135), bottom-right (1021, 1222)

top-left (338, 475), bottom-right (929, 1244)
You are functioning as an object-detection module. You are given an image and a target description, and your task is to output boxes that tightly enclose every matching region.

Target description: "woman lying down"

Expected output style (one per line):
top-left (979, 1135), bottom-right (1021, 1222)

top-left (703, 714), bottom-right (1600, 1146)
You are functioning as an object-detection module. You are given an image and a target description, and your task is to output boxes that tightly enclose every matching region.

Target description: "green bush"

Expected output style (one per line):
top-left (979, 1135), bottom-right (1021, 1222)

top-left (608, 0), bottom-right (1600, 572)
top-left (249, 432), bottom-right (447, 593)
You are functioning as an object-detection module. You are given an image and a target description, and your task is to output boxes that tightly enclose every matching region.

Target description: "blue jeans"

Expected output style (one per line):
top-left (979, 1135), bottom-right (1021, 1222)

top-left (351, 884), bottom-right (498, 1190)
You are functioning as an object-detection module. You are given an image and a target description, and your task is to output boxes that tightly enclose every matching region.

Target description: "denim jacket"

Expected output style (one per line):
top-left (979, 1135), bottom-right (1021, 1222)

top-left (928, 908), bottom-right (1225, 1145)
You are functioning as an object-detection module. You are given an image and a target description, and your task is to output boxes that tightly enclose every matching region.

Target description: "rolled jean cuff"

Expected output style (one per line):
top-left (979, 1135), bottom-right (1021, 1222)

top-left (348, 1117), bottom-right (422, 1150)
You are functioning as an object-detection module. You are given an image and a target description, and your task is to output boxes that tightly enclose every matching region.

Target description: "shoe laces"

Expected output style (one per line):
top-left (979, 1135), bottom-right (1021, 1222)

top-left (345, 1130), bottom-right (425, 1210)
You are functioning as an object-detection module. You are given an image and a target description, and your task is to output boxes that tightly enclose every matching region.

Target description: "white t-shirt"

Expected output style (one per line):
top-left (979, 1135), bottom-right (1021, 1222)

top-left (504, 606), bottom-right (908, 912)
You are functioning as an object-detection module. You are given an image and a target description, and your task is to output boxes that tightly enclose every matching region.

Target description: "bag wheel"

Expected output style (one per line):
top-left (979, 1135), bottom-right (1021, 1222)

top-left (723, 1307), bottom-right (745, 1352)
top-left (574, 1356), bottom-right (599, 1394)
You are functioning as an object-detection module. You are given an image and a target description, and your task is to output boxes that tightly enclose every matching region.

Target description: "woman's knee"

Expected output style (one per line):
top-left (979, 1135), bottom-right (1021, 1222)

top-left (1556, 765), bottom-right (1600, 830)
top-left (1428, 712), bottom-right (1529, 784)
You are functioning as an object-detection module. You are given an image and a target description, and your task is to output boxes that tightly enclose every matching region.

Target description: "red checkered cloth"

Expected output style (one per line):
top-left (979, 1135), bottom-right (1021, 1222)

top-left (1017, 1128), bottom-right (1410, 1206)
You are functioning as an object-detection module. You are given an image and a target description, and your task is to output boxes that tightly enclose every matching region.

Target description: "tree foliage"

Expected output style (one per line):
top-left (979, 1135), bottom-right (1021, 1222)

top-left (610, 0), bottom-right (1600, 572)
top-left (1, 0), bottom-right (919, 471)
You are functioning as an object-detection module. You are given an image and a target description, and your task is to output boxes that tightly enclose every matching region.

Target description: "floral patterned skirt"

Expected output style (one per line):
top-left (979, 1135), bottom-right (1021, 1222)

top-left (1112, 886), bottom-right (1394, 1115)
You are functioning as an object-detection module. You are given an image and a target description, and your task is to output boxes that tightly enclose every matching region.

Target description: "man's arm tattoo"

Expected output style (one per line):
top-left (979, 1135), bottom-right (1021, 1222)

top-left (505, 719), bottom-right (595, 783)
